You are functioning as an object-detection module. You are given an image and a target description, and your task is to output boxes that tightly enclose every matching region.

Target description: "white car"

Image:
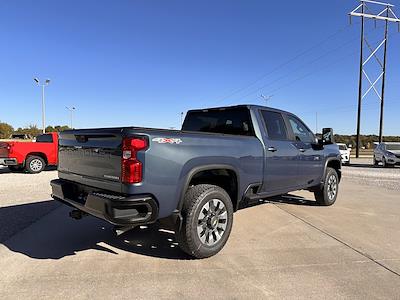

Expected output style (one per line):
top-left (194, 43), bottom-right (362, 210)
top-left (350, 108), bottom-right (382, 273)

top-left (337, 143), bottom-right (351, 165)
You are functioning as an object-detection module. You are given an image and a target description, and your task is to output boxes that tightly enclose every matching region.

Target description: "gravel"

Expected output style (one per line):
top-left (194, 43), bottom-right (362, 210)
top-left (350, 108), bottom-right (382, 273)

top-left (342, 158), bottom-right (400, 191)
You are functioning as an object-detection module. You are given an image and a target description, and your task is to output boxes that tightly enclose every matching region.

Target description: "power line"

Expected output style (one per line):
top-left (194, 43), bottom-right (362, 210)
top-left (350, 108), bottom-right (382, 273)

top-left (209, 23), bottom-right (359, 105)
top-left (230, 25), bottom-right (386, 103)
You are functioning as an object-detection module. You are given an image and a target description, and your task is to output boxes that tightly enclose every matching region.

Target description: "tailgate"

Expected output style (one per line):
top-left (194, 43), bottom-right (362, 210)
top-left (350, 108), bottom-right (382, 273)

top-left (58, 129), bottom-right (123, 182)
top-left (0, 142), bottom-right (9, 157)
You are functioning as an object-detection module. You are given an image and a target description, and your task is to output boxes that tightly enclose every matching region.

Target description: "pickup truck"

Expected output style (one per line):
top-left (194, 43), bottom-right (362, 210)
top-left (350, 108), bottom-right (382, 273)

top-left (0, 132), bottom-right (58, 173)
top-left (51, 105), bottom-right (341, 258)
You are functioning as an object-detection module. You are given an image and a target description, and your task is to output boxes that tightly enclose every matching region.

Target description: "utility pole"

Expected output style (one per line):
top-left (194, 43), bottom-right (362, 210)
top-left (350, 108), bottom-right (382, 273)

top-left (260, 94), bottom-right (273, 106)
top-left (65, 106), bottom-right (76, 129)
top-left (349, 0), bottom-right (400, 157)
top-left (180, 112), bottom-right (184, 127)
top-left (33, 78), bottom-right (51, 133)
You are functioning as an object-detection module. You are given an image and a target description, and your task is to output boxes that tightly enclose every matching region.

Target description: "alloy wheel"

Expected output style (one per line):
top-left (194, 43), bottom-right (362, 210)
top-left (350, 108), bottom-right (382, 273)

top-left (197, 199), bottom-right (228, 246)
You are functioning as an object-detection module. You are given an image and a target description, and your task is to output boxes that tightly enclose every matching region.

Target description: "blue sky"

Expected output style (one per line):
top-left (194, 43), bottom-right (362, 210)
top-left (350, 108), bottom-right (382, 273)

top-left (1, 0), bottom-right (400, 135)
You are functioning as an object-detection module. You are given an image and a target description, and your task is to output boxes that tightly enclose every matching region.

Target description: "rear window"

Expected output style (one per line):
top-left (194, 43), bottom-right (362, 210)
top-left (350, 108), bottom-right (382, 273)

top-left (36, 134), bottom-right (53, 143)
top-left (182, 108), bottom-right (254, 136)
top-left (261, 110), bottom-right (288, 140)
top-left (338, 144), bottom-right (347, 150)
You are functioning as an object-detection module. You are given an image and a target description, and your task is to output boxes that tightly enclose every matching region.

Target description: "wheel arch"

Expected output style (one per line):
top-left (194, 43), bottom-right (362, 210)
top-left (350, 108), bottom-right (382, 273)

top-left (25, 152), bottom-right (48, 165)
top-left (177, 164), bottom-right (240, 213)
top-left (325, 158), bottom-right (341, 182)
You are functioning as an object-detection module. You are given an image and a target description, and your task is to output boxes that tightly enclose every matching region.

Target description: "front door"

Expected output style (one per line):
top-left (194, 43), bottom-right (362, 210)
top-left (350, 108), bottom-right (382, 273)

top-left (259, 110), bottom-right (299, 193)
top-left (286, 115), bottom-right (323, 187)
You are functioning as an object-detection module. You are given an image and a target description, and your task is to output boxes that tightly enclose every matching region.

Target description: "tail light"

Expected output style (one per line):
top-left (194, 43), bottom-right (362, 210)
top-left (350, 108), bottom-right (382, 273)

top-left (6, 143), bottom-right (13, 154)
top-left (121, 137), bottom-right (148, 184)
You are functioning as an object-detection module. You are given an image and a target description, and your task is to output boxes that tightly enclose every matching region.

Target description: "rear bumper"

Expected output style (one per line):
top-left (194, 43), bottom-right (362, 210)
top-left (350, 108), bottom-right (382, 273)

top-left (50, 179), bottom-right (159, 226)
top-left (0, 158), bottom-right (18, 166)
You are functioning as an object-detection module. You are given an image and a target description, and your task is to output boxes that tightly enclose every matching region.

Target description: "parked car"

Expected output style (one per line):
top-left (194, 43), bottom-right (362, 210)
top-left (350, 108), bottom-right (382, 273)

top-left (51, 105), bottom-right (341, 258)
top-left (373, 142), bottom-right (400, 167)
top-left (0, 132), bottom-right (58, 173)
top-left (337, 143), bottom-right (351, 165)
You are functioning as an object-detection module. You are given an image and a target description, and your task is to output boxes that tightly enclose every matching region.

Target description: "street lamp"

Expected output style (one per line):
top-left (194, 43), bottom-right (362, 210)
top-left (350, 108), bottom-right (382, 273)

top-left (65, 106), bottom-right (76, 129)
top-left (34, 77), bottom-right (51, 133)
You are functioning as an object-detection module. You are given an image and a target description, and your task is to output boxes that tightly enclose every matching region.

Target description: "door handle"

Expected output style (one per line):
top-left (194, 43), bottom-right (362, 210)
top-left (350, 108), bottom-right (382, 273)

top-left (299, 148), bottom-right (306, 152)
top-left (267, 147), bottom-right (277, 152)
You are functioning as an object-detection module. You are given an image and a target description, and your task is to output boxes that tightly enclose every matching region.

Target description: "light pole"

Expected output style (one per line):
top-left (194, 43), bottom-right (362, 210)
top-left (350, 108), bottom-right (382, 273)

top-left (34, 78), bottom-right (51, 133)
top-left (65, 106), bottom-right (76, 129)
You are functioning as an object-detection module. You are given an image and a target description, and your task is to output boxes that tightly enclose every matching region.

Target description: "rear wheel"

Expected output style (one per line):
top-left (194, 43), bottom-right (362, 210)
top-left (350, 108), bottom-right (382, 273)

top-left (25, 156), bottom-right (46, 173)
top-left (314, 167), bottom-right (339, 206)
top-left (176, 184), bottom-right (234, 258)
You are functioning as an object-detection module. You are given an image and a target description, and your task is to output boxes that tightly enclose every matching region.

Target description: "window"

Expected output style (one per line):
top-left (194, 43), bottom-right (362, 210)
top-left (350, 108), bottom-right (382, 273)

top-left (338, 144), bottom-right (347, 151)
top-left (287, 115), bottom-right (314, 143)
top-left (36, 134), bottom-right (53, 143)
top-left (182, 107), bottom-right (254, 136)
top-left (386, 144), bottom-right (400, 151)
top-left (261, 111), bottom-right (288, 140)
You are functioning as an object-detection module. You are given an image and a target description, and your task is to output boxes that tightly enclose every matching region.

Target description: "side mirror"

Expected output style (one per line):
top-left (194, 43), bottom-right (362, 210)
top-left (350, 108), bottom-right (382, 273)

top-left (322, 128), bottom-right (335, 145)
top-left (312, 137), bottom-right (324, 150)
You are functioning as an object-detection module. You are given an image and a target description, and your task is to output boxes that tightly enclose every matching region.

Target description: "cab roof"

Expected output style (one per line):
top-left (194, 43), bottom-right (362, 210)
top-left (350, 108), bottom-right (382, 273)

top-left (187, 104), bottom-right (292, 115)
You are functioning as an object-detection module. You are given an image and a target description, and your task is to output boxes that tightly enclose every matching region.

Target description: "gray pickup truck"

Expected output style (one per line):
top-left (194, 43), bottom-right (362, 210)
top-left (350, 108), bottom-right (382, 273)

top-left (51, 105), bottom-right (341, 258)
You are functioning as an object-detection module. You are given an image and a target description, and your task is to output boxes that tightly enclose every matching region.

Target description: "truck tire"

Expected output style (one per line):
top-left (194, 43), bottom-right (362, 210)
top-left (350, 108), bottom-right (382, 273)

top-left (314, 167), bottom-right (339, 206)
top-left (25, 155), bottom-right (46, 174)
top-left (176, 184), bottom-right (234, 259)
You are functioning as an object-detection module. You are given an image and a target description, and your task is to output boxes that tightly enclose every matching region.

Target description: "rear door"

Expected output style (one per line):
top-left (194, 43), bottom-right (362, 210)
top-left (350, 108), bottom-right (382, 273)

top-left (259, 110), bottom-right (299, 193)
top-left (285, 114), bottom-right (323, 187)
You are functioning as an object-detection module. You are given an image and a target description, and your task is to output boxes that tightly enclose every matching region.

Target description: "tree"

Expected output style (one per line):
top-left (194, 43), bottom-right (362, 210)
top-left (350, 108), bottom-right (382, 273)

top-left (45, 125), bottom-right (56, 132)
top-left (54, 125), bottom-right (71, 132)
top-left (15, 124), bottom-right (41, 137)
top-left (0, 122), bottom-right (14, 139)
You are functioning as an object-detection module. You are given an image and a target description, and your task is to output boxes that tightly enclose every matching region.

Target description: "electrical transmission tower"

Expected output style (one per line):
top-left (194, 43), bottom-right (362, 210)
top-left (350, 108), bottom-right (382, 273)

top-left (349, 0), bottom-right (400, 158)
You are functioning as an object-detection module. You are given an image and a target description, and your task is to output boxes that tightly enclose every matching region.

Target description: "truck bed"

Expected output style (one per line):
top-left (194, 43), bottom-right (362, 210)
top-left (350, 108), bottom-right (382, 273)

top-left (57, 126), bottom-right (264, 218)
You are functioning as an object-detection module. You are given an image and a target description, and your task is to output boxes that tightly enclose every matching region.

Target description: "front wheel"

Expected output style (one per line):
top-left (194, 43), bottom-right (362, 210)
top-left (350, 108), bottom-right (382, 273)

top-left (314, 167), bottom-right (339, 206)
top-left (176, 184), bottom-right (234, 258)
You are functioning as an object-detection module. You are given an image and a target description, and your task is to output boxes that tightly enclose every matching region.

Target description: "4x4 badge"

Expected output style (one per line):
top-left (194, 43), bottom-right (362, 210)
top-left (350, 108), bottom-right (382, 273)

top-left (152, 137), bottom-right (182, 144)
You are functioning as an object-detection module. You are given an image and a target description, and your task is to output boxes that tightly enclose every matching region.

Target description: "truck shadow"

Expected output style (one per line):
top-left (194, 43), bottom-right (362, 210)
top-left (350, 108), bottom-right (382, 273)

top-left (2, 195), bottom-right (313, 261)
top-left (0, 201), bottom-right (192, 260)
top-left (0, 166), bottom-right (57, 174)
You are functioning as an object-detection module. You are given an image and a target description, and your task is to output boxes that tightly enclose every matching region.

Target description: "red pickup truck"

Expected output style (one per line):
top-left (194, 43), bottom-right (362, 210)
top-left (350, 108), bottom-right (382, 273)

top-left (0, 132), bottom-right (58, 173)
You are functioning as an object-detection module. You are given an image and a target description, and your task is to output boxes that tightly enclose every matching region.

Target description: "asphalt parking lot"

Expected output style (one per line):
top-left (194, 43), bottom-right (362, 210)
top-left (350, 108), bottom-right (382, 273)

top-left (0, 160), bottom-right (399, 299)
